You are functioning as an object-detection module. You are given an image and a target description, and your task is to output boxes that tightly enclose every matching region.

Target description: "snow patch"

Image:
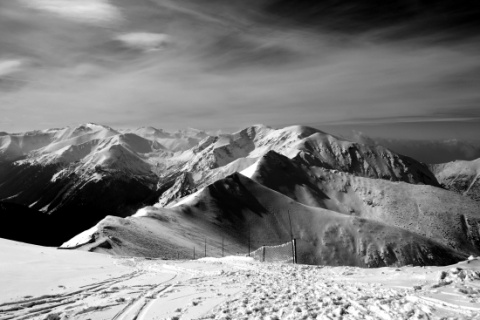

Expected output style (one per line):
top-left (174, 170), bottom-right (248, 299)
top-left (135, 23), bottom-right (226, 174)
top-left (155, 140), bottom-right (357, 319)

top-left (61, 225), bottom-right (99, 248)
top-left (28, 200), bottom-right (39, 208)
top-left (240, 160), bottom-right (260, 178)
top-left (51, 169), bottom-right (67, 182)
top-left (133, 207), bottom-right (151, 217)
top-left (1, 192), bottom-right (22, 201)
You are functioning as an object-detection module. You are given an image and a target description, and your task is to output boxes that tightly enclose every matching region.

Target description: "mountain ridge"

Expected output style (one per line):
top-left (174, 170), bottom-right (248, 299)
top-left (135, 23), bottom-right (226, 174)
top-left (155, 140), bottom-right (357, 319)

top-left (0, 123), bottom-right (475, 258)
top-left (61, 172), bottom-right (469, 267)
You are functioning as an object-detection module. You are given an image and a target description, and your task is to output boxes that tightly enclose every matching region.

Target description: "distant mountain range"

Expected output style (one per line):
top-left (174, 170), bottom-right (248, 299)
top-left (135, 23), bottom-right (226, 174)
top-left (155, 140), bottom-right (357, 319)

top-left (1, 123), bottom-right (479, 266)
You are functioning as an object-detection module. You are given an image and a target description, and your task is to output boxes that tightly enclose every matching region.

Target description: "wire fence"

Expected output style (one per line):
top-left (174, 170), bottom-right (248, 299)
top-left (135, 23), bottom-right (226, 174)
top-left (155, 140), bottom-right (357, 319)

top-left (250, 240), bottom-right (296, 263)
top-left (170, 209), bottom-right (298, 264)
top-left (171, 237), bottom-right (297, 264)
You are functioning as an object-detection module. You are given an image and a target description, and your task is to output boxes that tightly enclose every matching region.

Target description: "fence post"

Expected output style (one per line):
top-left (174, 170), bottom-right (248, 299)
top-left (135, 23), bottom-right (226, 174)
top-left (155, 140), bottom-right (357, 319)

top-left (292, 238), bottom-right (297, 264)
top-left (248, 225), bottom-right (251, 257)
top-left (287, 210), bottom-right (293, 240)
top-left (193, 247), bottom-right (195, 260)
top-left (262, 245), bottom-right (266, 262)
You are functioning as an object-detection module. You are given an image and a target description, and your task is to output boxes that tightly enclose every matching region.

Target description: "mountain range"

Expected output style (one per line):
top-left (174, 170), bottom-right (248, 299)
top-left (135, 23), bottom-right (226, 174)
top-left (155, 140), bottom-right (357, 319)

top-left (1, 123), bottom-right (479, 267)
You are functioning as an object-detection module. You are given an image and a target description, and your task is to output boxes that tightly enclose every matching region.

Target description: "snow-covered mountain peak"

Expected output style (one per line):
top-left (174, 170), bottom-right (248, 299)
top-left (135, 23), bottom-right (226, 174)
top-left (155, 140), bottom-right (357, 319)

top-left (279, 124), bottom-right (326, 138)
top-left (135, 126), bottom-right (169, 138)
top-left (111, 133), bottom-right (165, 153)
top-left (233, 124), bottom-right (273, 139)
top-left (68, 122), bottom-right (117, 135)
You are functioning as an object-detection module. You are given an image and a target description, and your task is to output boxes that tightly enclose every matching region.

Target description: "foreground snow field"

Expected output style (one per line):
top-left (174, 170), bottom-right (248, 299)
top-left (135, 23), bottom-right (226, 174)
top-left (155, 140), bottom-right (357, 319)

top-left (1, 239), bottom-right (480, 320)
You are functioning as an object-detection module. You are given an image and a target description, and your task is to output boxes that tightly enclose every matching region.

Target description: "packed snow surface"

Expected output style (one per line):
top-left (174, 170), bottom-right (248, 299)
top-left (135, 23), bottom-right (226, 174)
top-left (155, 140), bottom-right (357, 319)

top-left (1, 239), bottom-right (480, 320)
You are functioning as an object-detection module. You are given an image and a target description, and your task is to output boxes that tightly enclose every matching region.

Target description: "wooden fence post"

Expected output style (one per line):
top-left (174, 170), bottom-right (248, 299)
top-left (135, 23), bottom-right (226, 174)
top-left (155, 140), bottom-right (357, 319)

top-left (292, 238), bottom-right (297, 264)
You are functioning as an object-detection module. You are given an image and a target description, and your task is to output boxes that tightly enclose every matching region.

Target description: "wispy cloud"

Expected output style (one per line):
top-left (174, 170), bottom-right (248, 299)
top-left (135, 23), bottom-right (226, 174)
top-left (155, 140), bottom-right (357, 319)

top-left (19, 0), bottom-right (122, 26)
top-left (115, 33), bottom-right (170, 52)
top-left (348, 130), bottom-right (480, 163)
top-left (0, 59), bottom-right (23, 77)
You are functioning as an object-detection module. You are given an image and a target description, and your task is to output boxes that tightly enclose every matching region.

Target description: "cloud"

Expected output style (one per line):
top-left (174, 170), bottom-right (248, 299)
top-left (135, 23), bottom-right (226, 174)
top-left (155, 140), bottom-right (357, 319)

top-left (0, 59), bottom-right (23, 77)
top-left (19, 0), bottom-right (122, 26)
top-left (1, 0), bottom-right (479, 145)
top-left (347, 131), bottom-right (480, 163)
top-left (115, 33), bottom-right (171, 51)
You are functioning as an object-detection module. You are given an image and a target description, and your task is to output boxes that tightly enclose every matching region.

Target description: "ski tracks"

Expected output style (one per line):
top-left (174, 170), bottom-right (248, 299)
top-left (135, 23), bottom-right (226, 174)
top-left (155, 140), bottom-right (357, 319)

top-left (112, 271), bottom-right (178, 320)
top-left (0, 269), bottom-right (143, 320)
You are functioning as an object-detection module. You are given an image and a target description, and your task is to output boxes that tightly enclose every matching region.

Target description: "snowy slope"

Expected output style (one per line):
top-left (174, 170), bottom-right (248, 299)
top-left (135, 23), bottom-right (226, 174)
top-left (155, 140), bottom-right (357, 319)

top-left (430, 158), bottom-right (480, 201)
top-left (62, 173), bottom-right (469, 267)
top-left (0, 238), bottom-right (128, 302)
top-left (244, 151), bottom-right (480, 254)
top-left (3, 238), bottom-right (480, 319)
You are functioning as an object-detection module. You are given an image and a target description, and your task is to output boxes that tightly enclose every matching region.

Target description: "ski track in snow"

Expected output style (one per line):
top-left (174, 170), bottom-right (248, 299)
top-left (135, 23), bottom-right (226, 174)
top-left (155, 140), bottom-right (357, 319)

top-left (1, 257), bottom-right (480, 320)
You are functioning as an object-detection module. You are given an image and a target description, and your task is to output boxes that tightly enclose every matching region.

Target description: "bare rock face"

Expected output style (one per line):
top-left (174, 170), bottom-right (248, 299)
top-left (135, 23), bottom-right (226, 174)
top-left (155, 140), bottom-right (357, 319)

top-left (157, 172), bottom-right (196, 207)
top-left (294, 131), bottom-right (438, 186)
top-left (430, 158), bottom-right (480, 202)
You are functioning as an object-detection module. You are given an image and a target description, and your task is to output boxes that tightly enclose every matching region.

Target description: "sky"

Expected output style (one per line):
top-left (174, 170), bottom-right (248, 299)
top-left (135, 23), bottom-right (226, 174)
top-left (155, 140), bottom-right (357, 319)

top-left (1, 0), bottom-right (480, 147)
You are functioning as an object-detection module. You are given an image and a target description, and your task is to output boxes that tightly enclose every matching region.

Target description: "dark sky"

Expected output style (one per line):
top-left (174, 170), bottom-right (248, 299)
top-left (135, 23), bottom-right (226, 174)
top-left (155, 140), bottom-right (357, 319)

top-left (1, 0), bottom-right (480, 146)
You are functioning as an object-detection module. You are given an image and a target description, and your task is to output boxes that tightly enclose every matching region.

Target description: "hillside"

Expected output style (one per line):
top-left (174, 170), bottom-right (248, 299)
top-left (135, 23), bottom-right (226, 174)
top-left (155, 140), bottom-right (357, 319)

top-left (62, 173), bottom-right (469, 267)
top-left (244, 151), bottom-right (480, 253)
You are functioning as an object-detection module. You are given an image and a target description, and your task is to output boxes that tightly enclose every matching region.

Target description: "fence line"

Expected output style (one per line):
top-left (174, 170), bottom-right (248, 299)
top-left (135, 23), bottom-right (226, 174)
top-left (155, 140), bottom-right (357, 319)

top-left (171, 238), bottom-right (296, 263)
top-left (249, 240), bottom-right (296, 264)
